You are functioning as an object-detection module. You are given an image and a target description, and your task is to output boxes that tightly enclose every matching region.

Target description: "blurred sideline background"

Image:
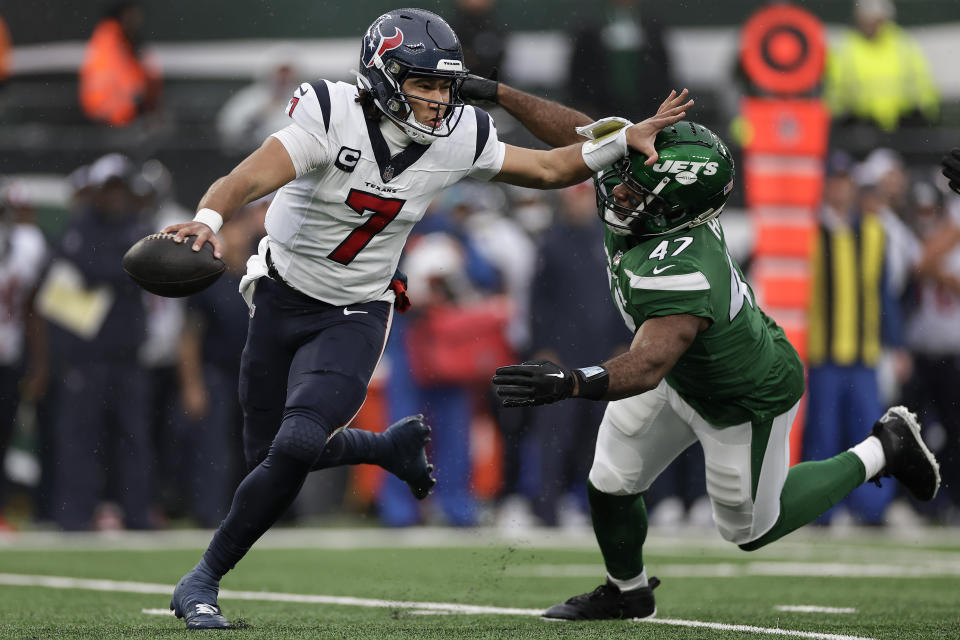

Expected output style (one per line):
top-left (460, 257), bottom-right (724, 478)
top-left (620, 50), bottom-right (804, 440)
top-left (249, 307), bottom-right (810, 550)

top-left (0, 0), bottom-right (958, 535)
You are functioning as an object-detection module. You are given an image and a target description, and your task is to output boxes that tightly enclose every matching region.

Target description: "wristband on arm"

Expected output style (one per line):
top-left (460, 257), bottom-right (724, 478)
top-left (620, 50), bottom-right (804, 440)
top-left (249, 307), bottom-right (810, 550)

top-left (193, 208), bottom-right (224, 234)
top-left (576, 117), bottom-right (633, 172)
top-left (460, 73), bottom-right (499, 104)
top-left (574, 365), bottom-right (610, 400)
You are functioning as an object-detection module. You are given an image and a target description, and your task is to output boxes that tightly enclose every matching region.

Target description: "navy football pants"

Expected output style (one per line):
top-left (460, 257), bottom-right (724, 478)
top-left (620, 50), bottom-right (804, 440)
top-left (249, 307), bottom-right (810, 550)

top-left (201, 277), bottom-right (392, 578)
top-left (239, 276), bottom-right (392, 468)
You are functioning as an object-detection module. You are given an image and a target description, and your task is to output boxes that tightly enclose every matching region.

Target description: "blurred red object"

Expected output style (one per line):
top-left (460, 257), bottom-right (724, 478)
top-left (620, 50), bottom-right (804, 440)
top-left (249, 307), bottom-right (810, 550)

top-left (406, 296), bottom-right (515, 386)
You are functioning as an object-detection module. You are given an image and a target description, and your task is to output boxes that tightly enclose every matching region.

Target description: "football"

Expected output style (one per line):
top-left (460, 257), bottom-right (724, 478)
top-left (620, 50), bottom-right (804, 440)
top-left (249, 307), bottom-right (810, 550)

top-left (122, 232), bottom-right (225, 297)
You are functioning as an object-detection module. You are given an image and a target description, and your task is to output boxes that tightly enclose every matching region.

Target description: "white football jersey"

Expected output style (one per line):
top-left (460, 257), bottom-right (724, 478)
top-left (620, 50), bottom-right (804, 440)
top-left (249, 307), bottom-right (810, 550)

top-left (262, 79), bottom-right (506, 306)
top-left (0, 224), bottom-right (47, 364)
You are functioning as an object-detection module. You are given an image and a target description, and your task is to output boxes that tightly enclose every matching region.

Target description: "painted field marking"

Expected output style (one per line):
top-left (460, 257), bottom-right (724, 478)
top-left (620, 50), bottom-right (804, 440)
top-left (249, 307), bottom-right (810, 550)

top-left (643, 618), bottom-right (876, 640)
top-left (1, 573), bottom-right (879, 640)
top-left (775, 606), bottom-right (857, 614)
top-left (507, 561), bottom-right (960, 578)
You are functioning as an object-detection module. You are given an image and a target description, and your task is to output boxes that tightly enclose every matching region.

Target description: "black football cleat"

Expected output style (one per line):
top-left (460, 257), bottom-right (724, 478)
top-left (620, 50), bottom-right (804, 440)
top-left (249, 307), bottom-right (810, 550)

top-left (382, 414), bottom-right (436, 500)
top-left (870, 406), bottom-right (941, 502)
top-left (542, 577), bottom-right (660, 621)
top-left (170, 567), bottom-right (231, 630)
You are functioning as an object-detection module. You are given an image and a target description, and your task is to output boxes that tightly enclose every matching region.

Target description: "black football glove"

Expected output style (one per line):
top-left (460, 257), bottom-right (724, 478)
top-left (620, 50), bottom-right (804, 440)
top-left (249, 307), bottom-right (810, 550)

top-left (942, 148), bottom-right (960, 195)
top-left (492, 359), bottom-right (574, 407)
top-left (460, 73), bottom-right (499, 105)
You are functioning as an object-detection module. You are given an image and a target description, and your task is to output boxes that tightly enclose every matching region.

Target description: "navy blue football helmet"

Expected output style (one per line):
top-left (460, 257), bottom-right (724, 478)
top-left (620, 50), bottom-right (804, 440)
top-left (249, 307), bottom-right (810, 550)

top-left (357, 8), bottom-right (468, 144)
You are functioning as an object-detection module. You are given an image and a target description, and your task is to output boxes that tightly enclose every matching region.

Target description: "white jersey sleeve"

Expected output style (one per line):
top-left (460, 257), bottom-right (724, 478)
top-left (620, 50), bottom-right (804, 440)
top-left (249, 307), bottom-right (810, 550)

top-left (466, 107), bottom-right (506, 181)
top-left (270, 80), bottom-right (335, 177)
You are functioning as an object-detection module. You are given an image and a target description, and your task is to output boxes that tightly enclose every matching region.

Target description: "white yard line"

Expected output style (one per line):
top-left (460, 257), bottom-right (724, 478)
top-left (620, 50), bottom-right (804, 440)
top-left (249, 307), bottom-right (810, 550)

top-left (643, 618), bottom-right (877, 640)
top-left (507, 561), bottom-right (960, 578)
top-left (775, 606), bottom-right (857, 614)
top-left (2, 572), bottom-right (879, 640)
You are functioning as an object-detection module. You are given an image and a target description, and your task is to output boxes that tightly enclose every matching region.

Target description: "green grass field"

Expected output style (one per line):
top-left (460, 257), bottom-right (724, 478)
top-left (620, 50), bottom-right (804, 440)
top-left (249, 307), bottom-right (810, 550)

top-left (0, 526), bottom-right (958, 639)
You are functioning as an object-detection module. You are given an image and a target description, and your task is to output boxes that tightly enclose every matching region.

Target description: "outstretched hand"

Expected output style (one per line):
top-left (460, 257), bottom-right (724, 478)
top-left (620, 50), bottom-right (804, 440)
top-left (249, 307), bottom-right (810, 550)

top-left (625, 89), bottom-right (694, 166)
top-left (163, 221), bottom-right (223, 259)
top-left (492, 359), bottom-right (576, 407)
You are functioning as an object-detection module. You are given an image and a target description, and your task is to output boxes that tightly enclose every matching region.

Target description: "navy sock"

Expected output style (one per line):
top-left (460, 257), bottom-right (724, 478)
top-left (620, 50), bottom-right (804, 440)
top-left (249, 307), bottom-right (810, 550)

top-left (311, 428), bottom-right (385, 471)
top-left (202, 449), bottom-right (312, 578)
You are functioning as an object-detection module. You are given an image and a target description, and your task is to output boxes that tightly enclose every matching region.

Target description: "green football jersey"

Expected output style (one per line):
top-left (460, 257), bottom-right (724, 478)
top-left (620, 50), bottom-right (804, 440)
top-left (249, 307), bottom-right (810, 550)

top-left (605, 219), bottom-right (804, 427)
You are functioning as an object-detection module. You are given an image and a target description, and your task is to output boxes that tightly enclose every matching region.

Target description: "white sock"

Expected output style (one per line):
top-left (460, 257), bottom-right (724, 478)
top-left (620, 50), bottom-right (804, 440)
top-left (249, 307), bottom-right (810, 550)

top-left (849, 435), bottom-right (886, 480)
top-left (608, 568), bottom-right (648, 592)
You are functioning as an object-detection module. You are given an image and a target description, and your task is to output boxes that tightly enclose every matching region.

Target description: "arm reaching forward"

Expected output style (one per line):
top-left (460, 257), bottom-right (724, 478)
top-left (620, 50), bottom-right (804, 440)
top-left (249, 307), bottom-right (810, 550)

top-left (492, 313), bottom-right (708, 407)
top-left (493, 89), bottom-right (693, 190)
top-left (163, 136), bottom-right (296, 258)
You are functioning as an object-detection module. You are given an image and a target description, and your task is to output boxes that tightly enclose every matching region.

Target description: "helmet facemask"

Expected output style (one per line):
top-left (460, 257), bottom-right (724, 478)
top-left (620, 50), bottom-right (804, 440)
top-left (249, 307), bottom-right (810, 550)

top-left (377, 64), bottom-right (467, 144)
top-left (596, 157), bottom-right (685, 237)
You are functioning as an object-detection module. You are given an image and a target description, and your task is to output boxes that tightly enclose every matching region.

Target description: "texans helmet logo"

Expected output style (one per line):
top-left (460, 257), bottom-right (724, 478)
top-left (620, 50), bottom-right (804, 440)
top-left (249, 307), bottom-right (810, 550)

top-left (365, 27), bottom-right (404, 67)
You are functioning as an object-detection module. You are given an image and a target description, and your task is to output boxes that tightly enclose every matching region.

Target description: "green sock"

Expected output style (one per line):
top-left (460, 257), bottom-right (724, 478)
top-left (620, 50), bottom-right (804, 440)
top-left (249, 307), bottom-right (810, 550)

top-left (740, 451), bottom-right (865, 551)
top-left (588, 480), bottom-right (647, 580)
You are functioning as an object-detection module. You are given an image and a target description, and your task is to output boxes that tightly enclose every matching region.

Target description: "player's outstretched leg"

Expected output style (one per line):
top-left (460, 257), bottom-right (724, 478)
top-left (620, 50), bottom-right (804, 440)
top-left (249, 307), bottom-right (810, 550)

top-left (170, 559), bottom-right (231, 630)
top-left (741, 405), bottom-right (940, 551)
top-left (310, 414), bottom-right (436, 500)
top-left (869, 406), bottom-right (940, 501)
top-left (379, 414), bottom-right (436, 500)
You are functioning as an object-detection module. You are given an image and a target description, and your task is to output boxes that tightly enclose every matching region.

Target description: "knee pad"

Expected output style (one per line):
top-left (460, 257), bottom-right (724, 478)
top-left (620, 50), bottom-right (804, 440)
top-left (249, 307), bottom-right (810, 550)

top-left (272, 412), bottom-right (332, 465)
top-left (589, 457), bottom-right (642, 496)
top-left (705, 458), bottom-right (754, 544)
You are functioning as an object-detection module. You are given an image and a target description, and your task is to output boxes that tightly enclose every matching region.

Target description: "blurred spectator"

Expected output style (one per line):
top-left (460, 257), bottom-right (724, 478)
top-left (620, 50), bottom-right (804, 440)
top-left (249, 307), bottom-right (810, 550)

top-left (454, 182), bottom-right (535, 353)
top-left (566, 0), bottom-right (673, 119)
top-left (79, 1), bottom-right (162, 127)
top-left (902, 181), bottom-right (960, 520)
top-left (506, 185), bottom-right (554, 237)
top-left (379, 206), bottom-right (504, 526)
top-left (216, 46), bottom-right (300, 154)
top-left (526, 181), bottom-right (629, 526)
top-left (449, 0), bottom-right (506, 80)
top-left (38, 153), bottom-right (154, 530)
top-left (175, 202), bottom-right (264, 527)
top-left (67, 166), bottom-right (96, 214)
top-left (448, 183), bottom-right (540, 526)
top-left (825, 0), bottom-right (938, 132)
top-left (804, 150), bottom-right (904, 525)
top-left (0, 182), bottom-right (48, 530)
top-left (855, 148), bottom-right (922, 298)
top-left (31, 168), bottom-right (97, 523)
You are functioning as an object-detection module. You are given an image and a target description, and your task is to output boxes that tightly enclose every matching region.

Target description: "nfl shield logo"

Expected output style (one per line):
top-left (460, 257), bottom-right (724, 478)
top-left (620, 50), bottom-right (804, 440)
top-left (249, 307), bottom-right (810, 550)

top-left (383, 165), bottom-right (395, 182)
top-left (612, 250), bottom-right (623, 268)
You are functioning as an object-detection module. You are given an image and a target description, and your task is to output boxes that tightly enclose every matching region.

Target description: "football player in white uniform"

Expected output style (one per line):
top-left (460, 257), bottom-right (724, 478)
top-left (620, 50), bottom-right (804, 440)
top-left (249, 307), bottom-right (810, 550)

top-left (165, 8), bottom-right (692, 629)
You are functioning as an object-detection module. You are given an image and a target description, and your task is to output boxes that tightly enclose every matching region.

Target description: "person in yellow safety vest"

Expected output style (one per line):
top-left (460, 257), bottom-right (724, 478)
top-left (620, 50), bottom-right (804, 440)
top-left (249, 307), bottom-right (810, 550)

top-left (825, 0), bottom-right (939, 132)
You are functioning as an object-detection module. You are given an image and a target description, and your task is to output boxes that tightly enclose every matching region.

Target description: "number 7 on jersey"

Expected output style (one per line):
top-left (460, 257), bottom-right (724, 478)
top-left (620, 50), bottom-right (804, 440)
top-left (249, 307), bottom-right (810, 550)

top-left (327, 189), bottom-right (406, 265)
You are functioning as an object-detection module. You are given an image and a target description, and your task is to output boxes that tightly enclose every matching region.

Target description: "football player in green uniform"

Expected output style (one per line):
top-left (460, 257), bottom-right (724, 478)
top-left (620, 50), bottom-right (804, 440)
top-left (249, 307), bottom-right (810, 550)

top-left (491, 120), bottom-right (942, 621)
